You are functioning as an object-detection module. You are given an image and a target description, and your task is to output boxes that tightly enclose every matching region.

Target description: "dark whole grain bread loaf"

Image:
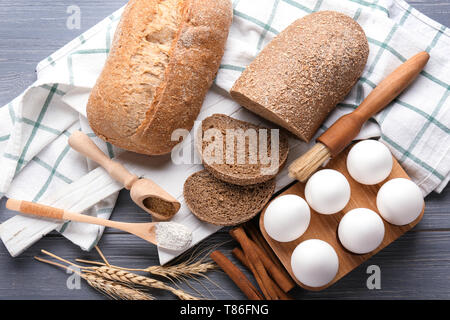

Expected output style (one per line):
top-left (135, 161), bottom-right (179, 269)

top-left (87, 0), bottom-right (233, 155)
top-left (183, 170), bottom-right (275, 226)
top-left (198, 114), bottom-right (289, 186)
top-left (230, 11), bottom-right (369, 142)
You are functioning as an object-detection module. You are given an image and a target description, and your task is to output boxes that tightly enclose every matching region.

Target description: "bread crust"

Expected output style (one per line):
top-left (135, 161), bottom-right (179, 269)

top-left (230, 11), bottom-right (369, 142)
top-left (87, 0), bottom-right (233, 155)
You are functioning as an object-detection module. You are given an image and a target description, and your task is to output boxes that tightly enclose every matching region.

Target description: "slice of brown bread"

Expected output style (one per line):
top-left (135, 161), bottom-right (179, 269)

top-left (198, 114), bottom-right (289, 186)
top-left (183, 170), bottom-right (275, 226)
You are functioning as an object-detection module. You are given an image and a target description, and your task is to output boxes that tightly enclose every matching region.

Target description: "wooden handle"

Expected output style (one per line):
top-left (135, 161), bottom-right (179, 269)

top-left (6, 199), bottom-right (131, 231)
top-left (6, 199), bottom-right (64, 220)
top-left (69, 131), bottom-right (138, 189)
top-left (317, 51), bottom-right (430, 157)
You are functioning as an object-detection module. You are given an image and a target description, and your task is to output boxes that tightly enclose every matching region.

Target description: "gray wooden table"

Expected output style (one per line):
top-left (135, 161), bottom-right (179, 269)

top-left (0, 0), bottom-right (449, 300)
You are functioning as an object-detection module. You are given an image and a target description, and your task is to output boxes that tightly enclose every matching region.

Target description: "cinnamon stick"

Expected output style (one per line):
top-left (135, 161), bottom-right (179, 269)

top-left (240, 251), bottom-right (274, 300)
top-left (245, 221), bottom-right (295, 292)
top-left (245, 221), bottom-right (280, 264)
top-left (232, 248), bottom-right (292, 300)
top-left (230, 227), bottom-right (278, 300)
top-left (232, 247), bottom-right (250, 269)
top-left (246, 233), bottom-right (295, 292)
top-left (210, 250), bottom-right (263, 300)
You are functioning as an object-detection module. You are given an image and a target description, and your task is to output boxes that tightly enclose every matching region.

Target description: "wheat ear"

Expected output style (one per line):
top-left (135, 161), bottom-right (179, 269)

top-left (76, 258), bottom-right (217, 283)
top-left (88, 266), bottom-right (201, 300)
top-left (138, 260), bottom-right (217, 280)
top-left (83, 273), bottom-right (153, 300)
top-left (35, 256), bottom-right (153, 300)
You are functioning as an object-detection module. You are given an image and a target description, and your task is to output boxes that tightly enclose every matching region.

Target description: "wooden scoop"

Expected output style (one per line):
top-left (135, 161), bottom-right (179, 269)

top-left (6, 199), bottom-right (192, 251)
top-left (68, 131), bottom-right (180, 220)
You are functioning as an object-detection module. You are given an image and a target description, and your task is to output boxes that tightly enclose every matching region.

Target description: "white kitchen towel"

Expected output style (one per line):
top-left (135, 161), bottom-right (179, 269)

top-left (0, 0), bottom-right (448, 264)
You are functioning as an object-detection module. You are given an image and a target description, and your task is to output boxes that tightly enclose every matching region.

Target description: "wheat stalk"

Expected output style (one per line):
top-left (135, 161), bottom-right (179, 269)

top-left (82, 272), bottom-right (153, 300)
top-left (38, 246), bottom-right (221, 300)
top-left (75, 258), bottom-right (216, 281)
top-left (112, 260), bottom-right (217, 282)
top-left (35, 256), bottom-right (153, 300)
top-left (88, 266), bottom-right (201, 300)
top-left (76, 258), bottom-right (217, 298)
top-left (146, 260), bottom-right (216, 279)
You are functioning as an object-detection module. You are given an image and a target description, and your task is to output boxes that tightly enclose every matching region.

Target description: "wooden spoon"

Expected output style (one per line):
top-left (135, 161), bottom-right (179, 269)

top-left (6, 199), bottom-right (192, 251)
top-left (68, 131), bottom-right (180, 221)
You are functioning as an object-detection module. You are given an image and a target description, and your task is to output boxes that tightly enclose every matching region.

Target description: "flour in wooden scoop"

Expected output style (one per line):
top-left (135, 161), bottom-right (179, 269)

top-left (155, 222), bottom-right (192, 251)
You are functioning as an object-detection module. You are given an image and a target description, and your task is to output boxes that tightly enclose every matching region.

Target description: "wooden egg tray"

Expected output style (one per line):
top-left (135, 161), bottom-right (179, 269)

top-left (259, 145), bottom-right (425, 291)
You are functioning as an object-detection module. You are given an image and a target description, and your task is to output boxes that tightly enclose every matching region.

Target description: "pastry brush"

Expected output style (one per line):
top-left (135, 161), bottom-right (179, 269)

top-left (289, 51), bottom-right (430, 182)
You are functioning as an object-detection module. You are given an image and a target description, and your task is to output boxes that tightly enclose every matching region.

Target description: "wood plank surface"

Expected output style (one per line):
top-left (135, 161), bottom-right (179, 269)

top-left (0, 0), bottom-right (450, 300)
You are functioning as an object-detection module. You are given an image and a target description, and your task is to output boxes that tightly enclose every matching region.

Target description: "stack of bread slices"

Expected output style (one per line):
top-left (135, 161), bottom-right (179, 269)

top-left (183, 114), bottom-right (289, 226)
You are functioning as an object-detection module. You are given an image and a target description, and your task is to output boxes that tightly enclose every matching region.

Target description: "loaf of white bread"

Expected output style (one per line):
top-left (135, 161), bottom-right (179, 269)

top-left (87, 0), bottom-right (233, 155)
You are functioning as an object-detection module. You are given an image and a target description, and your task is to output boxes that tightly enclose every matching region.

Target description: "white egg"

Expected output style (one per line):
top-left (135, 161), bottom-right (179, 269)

top-left (346, 140), bottom-right (393, 185)
top-left (338, 208), bottom-right (385, 254)
top-left (305, 169), bottom-right (351, 215)
top-left (290, 239), bottom-right (339, 288)
top-left (263, 195), bottom-right (310, 242)
top-left (376, 178), bottom-right (424, 225)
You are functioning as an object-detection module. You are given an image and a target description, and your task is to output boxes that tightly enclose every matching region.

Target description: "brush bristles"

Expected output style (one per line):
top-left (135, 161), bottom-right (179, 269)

top-left (289, 143), bottom-right (331, 182)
